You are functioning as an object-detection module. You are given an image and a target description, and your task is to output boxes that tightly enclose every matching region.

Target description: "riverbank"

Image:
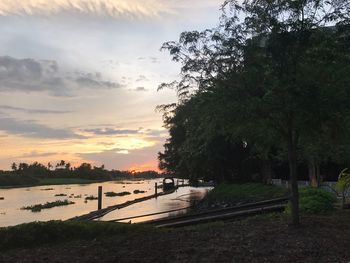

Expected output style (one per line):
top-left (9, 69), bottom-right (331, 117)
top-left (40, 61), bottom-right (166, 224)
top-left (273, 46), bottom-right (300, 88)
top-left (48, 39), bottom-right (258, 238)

top-left (1, 210), bottom-right (349, 262)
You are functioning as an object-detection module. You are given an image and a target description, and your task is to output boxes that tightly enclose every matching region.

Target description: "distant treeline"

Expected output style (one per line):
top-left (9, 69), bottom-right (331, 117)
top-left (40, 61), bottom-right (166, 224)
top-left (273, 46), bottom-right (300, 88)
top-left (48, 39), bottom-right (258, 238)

top-left (0, 160), bottom-right (161, 187)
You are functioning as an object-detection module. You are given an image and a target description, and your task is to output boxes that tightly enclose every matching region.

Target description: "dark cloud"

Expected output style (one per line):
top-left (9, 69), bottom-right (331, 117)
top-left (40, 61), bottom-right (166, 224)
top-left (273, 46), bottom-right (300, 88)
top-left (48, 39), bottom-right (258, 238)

top-left (0, 105), bottom-right (72, 114)
top-left (136, 75), bottom-right (149, 82)
top-left (85, 128), bottom-right (139, 135)
top-left (149, 57), bottom-right (160, 64)
top-left (144, 129), bottom-right (167, 138)
top-left (0, 56), bottom-right (122, 96)
top-left (0, 116), bottom-right (84, 139)
top-left (135, 87), bottom-right (148, 92)
top-left (137, 57), bottom-right (160, 64)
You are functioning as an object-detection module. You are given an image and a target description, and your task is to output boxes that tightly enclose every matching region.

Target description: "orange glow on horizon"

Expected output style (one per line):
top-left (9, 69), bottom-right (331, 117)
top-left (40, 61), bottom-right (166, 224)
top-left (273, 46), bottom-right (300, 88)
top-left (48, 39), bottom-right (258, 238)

top-left (128, 161), bottom-right (159, 173)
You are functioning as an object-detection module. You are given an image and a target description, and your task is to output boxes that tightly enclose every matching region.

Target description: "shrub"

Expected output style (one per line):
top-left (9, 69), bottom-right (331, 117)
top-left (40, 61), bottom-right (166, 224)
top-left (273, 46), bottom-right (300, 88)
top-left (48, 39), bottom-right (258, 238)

top-left (286, 187), bottom-right (337, 214)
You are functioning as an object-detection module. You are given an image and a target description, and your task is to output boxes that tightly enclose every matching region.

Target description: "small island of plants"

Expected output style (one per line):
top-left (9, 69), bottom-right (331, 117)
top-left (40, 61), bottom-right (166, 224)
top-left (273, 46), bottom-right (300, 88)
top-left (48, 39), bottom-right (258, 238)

top-left (104, 191), bottom-right (131, 197)
top-left (21, 200), bottom-right (75, 212)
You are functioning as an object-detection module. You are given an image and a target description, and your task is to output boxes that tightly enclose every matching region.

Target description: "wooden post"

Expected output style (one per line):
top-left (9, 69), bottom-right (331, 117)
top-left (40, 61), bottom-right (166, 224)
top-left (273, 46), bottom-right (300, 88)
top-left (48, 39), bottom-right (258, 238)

top-left (98, 186), bottom-right (102, 210)
top-left (155, 183), bottom-right (158, 198)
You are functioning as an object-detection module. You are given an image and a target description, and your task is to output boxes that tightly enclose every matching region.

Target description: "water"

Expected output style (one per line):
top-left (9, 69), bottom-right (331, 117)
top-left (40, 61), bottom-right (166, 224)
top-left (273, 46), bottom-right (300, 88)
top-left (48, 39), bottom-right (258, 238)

top-left (99, 186), bottom-right (212, 223)
top-left (0, 179), bottom-right (211, 227)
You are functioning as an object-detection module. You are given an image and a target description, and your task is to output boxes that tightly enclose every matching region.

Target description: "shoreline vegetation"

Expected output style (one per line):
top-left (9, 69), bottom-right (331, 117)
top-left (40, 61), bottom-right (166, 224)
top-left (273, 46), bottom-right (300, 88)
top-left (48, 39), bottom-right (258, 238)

top-left (0, 160), bottom-right (162, 189)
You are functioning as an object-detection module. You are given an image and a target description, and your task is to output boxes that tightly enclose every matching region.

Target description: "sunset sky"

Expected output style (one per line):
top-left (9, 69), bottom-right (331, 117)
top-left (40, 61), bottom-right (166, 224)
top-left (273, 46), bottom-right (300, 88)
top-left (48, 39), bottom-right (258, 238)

top-left (0, 0), bottom-right (222, 171)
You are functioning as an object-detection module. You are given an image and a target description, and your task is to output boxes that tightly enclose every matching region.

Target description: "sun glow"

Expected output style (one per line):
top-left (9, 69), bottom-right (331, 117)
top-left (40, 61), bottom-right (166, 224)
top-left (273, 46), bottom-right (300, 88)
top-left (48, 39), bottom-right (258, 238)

top-left (129, 161), bottom-right (159, 173)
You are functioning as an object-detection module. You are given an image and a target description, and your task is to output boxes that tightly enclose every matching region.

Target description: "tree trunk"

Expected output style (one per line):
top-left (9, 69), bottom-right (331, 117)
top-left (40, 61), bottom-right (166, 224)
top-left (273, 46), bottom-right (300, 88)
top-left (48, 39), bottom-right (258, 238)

top-left (308, 160), bottom-right (317, 187)
top-left (288, 131), bottom-right (300, 225)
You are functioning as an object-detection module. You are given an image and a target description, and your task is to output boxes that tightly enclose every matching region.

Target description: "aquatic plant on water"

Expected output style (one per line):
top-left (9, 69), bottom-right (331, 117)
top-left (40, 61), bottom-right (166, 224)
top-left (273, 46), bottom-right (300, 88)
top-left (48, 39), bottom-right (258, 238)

top-left (133, 190), bottom-right (146, 194)
top-left (105, 191), bottom-right (131, 197)
top-left (21, 200), bottom-right (75, 212)
top-left (54, 194), bottom-right (67, 197)
top-left (85, 195), bottom-right (98, 201)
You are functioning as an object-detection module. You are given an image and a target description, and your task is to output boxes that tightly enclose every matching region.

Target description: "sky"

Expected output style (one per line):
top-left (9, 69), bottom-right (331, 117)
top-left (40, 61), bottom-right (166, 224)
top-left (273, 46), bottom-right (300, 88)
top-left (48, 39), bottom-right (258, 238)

top-left (0, 0), bottom-right (223, 171)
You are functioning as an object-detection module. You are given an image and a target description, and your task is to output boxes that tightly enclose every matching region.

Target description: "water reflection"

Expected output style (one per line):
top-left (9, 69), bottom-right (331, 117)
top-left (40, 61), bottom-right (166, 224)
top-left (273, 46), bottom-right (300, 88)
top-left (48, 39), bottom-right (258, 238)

top-left (99, 187), bottom-right (212, 223)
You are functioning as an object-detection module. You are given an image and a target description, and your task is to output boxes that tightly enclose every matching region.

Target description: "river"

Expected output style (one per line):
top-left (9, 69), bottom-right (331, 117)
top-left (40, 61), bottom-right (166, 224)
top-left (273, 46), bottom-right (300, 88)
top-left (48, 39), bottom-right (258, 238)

top-left (0, 179), bottom-right (211, 227)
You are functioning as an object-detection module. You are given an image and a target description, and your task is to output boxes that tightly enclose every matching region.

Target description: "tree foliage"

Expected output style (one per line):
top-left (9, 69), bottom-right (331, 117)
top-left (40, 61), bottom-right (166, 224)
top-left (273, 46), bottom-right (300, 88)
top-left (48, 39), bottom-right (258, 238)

top-left (159, 0), bottom-right (350, 224)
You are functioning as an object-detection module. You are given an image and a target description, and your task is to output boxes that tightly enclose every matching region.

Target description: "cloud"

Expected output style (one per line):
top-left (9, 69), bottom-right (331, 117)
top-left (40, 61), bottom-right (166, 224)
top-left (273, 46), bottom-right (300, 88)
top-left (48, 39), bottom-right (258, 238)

top-left (0, 56), bottom-right (122, 96)
top-left (0, 105), bottom-right (72, 114)
top-left (15, 151), bottom-right (58, 158)
top-left (144, 129), bottom-right (167, 138)
top-left (137, 57), bottom-right (160, 64)
top-left (134, 87), bottom-right (147, 92)
top-left (0, 116), bottom-right (84, 139)
top-left (84, 128), bottom-right (139, 135)
top-left (0, 0), bottom-right (172, 18)
top-left (136, 75), bottom-right (149, 82)
top-left (149, 57), bottom-right (159, 64)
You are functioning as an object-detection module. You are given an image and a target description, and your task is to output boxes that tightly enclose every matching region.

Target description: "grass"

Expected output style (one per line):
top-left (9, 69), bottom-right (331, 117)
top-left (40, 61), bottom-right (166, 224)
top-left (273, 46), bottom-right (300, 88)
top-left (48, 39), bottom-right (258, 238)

top-left (105, 191), bottom-right (131, 197)
top-left (202, 183), bottom-right (289, 206)
top-left (21, 200), bottom-right (75, 212)
top-left (0, 221), bottom-right (153, 251)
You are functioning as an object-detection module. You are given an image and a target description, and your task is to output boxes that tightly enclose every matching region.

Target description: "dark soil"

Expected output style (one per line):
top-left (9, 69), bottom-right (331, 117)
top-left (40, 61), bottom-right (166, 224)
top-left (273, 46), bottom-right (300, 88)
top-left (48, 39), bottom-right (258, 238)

top-left (1, 211), bottom-right (350, 263)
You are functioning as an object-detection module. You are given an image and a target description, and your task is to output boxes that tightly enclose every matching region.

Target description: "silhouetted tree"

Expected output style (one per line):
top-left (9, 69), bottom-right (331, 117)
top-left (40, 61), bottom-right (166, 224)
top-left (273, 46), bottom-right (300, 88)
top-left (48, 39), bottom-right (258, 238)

top-left (160, 0), bottom-right (350, 225)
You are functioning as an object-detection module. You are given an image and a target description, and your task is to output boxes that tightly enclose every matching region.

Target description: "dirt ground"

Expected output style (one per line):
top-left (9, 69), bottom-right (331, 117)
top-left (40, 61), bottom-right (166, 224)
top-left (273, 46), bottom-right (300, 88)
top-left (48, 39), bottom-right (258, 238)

top-left (1, 210), bottom-right (350, 263)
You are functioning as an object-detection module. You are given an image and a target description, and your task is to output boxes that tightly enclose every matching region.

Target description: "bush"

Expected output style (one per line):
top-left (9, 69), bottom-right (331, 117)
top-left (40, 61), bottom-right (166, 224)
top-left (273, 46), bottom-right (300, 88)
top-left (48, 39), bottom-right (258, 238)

top-left (287, 187), bottom-right (337, 214)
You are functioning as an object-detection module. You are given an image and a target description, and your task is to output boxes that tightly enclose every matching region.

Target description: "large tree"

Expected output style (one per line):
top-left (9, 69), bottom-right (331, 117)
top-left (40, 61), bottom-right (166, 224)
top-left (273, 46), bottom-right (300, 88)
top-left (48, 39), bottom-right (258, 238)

top-left (160, 0), bottom-right (350, 224)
